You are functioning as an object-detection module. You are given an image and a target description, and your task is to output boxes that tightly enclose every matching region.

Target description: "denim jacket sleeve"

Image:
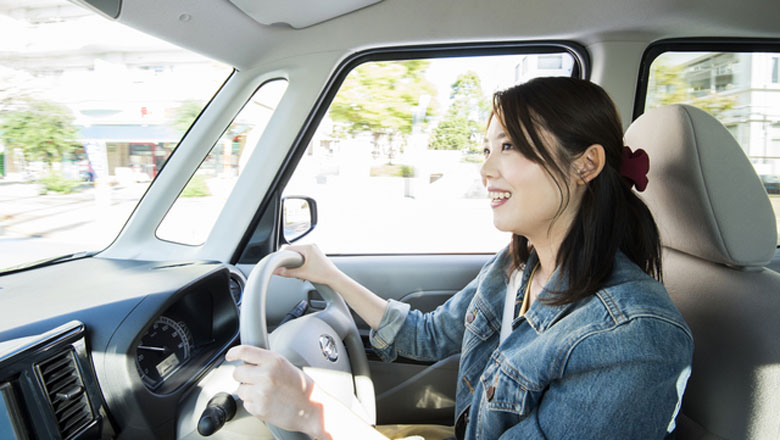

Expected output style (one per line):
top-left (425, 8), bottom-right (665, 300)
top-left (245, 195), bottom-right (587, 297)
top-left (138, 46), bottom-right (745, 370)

top-left (369, 253), bottom-right (500, 362)
top-left (510, 316), bottom-right (693, 439)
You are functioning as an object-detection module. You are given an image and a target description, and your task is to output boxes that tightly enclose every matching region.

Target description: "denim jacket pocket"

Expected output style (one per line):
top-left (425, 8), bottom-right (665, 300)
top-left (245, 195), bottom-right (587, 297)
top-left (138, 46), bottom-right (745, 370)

top-left (479, 359), bottom-right (533, 417)
top-left (462, 301), bottom-right (499, 357)
top-left (464, 298), bottom-right (498, 342)
top-left (475, 356), bottom-right (539, 439)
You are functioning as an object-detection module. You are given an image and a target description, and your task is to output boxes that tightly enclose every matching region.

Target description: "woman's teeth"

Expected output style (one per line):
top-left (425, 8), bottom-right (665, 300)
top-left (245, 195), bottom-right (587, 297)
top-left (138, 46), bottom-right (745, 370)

top-left (490, 191), bottom-right (511, 201)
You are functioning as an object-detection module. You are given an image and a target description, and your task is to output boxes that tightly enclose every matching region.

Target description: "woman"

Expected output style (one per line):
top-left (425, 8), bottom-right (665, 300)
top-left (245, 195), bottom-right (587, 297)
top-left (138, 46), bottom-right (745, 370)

top-left (227, 77), bottom-right (694, 439)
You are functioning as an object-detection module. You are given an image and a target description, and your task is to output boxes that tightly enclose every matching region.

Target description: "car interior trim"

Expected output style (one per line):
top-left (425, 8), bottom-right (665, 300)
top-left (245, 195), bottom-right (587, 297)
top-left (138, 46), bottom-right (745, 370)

top-left (154, 75), bottom-right (280, 247)
top-left (0, 320), bottom-right (112, 439)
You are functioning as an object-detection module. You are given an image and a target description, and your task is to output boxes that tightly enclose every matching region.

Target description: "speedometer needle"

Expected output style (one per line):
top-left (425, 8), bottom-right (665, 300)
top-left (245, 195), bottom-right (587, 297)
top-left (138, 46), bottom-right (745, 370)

top-left (137, 345), bottom-right (167, 352)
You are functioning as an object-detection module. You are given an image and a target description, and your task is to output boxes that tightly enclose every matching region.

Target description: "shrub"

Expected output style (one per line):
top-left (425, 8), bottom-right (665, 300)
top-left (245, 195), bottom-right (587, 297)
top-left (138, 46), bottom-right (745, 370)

top-left (369, 163), bottom-right (416, 177)
top-left (38, 173), bottom-right (81, 194)
top-left (461, 153), bottom-right (484, 163)
top-left (180, 175), bottom-right (211, 197)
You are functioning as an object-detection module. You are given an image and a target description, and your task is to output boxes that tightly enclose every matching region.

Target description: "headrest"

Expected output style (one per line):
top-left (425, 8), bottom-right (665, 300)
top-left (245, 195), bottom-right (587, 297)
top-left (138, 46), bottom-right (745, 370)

top-left (625, 104), bottom-right (777, 268)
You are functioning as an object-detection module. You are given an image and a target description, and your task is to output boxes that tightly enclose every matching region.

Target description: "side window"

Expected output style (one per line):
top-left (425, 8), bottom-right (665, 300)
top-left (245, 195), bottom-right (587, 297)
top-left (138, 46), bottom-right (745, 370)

top-left (157, 80), bottom-right (288, 245)
top-left (645, 51), bottom-right (780, 245)
top-left (284, 52), bottom-right (576, 254)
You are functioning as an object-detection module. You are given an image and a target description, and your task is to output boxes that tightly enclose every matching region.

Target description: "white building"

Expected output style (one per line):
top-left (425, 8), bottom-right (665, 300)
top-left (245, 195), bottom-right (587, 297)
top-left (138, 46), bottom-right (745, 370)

top-left (514, 53), bottom-right (575, 84)
top-left (680, 52), bottom-right (780, 175)
top-left (0, 0), bottom-right (230, 179)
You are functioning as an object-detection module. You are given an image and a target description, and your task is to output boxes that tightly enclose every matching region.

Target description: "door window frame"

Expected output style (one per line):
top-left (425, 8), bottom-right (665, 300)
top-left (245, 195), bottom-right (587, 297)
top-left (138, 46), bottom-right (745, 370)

top-left (234, 41), bottom-right (590, 263)
top-left (633, 37), bottom-right (780, 120)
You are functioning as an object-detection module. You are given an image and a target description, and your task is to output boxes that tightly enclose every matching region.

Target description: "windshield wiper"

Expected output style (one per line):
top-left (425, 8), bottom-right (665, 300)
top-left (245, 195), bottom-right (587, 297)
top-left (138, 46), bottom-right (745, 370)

top-left (0, 251), bottom-right (99, 275)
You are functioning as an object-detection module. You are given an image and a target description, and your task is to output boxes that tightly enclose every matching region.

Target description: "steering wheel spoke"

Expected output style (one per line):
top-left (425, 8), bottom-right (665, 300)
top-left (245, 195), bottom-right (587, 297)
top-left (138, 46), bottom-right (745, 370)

top-left (311, 284), bottom-right (353, 340)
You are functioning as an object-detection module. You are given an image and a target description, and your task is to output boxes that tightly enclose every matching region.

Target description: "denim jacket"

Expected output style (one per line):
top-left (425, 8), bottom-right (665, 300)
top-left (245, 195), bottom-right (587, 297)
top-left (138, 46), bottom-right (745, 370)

top-left (370, 247), bottom-right (694, 439)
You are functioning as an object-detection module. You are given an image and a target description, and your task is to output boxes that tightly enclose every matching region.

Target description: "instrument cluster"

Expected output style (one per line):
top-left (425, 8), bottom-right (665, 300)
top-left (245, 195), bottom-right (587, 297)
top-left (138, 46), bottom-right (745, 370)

top-left (132, 267), bottom-right (243, 394)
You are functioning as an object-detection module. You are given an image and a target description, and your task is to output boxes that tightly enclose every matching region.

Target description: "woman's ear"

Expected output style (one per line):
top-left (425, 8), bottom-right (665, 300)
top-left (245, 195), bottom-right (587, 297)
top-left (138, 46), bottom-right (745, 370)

top-left (575, 144), bottom-right (606, 184)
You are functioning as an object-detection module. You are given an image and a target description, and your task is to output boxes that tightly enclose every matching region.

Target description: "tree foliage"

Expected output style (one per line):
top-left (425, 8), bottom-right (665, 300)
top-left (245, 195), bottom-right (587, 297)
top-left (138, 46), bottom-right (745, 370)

top-left (171, 100), bottom-right (204, 133)
top-left (0, 99), bottom-right (80, 165)
top-left (648, 62), bottom-right (737, 119)
top-left (429, 71), bottom-right (490, 151)
top-left (328, 60), bottom-right (436, 141)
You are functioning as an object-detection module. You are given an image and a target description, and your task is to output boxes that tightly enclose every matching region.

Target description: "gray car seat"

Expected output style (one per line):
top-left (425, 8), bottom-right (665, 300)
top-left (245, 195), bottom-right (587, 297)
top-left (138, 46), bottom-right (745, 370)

top-left (624, 104), bottom-right (780, 440)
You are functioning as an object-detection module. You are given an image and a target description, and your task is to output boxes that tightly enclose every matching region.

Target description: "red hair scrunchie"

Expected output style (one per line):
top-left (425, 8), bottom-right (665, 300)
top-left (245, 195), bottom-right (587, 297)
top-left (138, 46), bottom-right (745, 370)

top-left (620, 146), bottom-right (649, 192)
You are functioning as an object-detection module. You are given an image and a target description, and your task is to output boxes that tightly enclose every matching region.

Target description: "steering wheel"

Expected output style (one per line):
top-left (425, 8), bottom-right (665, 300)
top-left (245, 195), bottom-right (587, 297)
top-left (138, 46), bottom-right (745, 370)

top-left (239, 250), bottom-right (376, 439)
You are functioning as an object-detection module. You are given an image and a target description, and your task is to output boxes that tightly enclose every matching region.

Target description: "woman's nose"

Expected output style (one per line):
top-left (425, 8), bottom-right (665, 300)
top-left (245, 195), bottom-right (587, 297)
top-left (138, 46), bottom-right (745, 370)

top-left (480, 152), bottom-right (496, 181)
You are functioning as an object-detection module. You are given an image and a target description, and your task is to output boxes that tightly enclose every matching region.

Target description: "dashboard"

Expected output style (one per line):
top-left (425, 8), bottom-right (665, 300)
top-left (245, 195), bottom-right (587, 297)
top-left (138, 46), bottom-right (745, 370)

top-left (0, 257), bottom-right (247, 439)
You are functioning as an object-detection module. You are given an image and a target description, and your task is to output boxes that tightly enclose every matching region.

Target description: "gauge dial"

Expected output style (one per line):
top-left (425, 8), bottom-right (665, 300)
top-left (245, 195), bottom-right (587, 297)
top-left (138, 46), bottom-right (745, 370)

top-left (135, 316), bottom-right (194, 390)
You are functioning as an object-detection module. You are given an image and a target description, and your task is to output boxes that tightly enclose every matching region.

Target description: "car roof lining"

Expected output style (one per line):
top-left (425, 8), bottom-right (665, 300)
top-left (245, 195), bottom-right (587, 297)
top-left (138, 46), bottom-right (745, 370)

top-left (228, 0), bottom-right (384, 29)
top-left (101, 0), bottom-right (780, 71)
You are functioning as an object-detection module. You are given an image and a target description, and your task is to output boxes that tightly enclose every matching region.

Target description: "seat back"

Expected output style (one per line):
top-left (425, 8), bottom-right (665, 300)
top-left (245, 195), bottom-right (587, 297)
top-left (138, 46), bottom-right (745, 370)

top-left (625, 105), bottom-right (780, 440)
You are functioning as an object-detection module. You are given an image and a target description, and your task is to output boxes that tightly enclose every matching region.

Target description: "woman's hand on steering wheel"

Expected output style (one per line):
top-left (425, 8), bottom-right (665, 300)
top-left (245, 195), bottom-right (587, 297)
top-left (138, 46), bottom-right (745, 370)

top-left (234, 247), bottom-right (381, 439)
top-left (227, 345), bottom-right (324, 437)
top-left (274, 244), bottom-right (342, 285)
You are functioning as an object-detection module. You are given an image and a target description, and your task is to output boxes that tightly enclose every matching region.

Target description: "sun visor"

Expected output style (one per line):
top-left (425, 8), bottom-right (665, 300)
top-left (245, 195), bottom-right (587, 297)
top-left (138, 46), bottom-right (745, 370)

top-left (228, 0), bottom-right (384, 28)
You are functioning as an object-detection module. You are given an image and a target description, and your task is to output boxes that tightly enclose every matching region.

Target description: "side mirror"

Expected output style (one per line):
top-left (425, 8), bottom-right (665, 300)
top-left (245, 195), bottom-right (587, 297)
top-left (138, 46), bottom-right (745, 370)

top-left (281, 196), bottom-right (317, 243)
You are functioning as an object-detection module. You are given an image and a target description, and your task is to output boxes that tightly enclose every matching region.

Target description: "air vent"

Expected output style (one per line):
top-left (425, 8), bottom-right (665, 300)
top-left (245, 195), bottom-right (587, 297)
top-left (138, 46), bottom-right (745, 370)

top-left (227, 266), bottom-right (246, 307)
top-left (229, 276), bottom-right (243, 305)
top-left (36, 349), bottom-right (95, 439)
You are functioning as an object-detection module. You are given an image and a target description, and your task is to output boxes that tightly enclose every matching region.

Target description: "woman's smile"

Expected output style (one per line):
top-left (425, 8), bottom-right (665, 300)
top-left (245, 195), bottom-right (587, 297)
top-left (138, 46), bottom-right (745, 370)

top-left (487, 188), bottom-right (512, 208)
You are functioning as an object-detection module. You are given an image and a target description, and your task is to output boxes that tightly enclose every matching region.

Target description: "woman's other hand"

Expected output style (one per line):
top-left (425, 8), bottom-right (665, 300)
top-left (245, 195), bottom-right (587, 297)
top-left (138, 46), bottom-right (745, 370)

top-left (275, 243), bottom-right (342, 285)
top-left (227, 345), bottom-right (324, 436)
top-left (226, 345), bottom-right (388, 439)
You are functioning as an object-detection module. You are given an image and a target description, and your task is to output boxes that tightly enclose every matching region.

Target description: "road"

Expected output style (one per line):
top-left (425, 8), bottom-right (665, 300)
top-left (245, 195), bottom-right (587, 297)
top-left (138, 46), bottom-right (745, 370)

top-left (0, 181), bottom-right (144, 269)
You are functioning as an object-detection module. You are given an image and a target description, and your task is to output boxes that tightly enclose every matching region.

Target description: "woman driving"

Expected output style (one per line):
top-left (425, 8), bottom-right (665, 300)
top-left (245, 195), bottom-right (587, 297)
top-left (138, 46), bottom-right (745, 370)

top-left (227, 77), bottom-right (694, 440)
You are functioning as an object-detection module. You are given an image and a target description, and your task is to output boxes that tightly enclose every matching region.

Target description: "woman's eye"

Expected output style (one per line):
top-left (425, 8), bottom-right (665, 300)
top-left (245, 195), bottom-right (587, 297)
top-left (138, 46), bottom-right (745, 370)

top-left (501, 143), bottom-right (514, 151)
top-left (482, 148), bottom-right (490, 157)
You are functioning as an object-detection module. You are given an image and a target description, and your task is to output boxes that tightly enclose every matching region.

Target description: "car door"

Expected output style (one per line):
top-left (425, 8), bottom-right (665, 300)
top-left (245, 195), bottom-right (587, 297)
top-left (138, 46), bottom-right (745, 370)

top-left (231, 44), bottom-right (588, 426)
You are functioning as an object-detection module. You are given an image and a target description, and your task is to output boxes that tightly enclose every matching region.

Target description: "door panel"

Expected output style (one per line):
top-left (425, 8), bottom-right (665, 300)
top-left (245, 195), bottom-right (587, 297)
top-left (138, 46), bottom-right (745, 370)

top-left (331, 254), bottom-right (490, 425)
top-left (370, 354), bottom-right (461, 425)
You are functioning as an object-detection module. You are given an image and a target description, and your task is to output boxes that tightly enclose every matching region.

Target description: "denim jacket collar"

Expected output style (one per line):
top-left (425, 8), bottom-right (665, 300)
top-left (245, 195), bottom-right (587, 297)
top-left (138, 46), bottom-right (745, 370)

top-left (519, 251), bottom-right (584, 334)
top-left (473, 247), bottom-right (512, 326)
top-left (467, 245), bottom-right (660, 340)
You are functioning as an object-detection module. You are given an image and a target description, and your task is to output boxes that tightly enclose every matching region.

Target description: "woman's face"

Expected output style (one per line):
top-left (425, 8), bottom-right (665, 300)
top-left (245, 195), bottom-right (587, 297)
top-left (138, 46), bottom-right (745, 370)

top-left (480, 117), bottom-right (575, 241)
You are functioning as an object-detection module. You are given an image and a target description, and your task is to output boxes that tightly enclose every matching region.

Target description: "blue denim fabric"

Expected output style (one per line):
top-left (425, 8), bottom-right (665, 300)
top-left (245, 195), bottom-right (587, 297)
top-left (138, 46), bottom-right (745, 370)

top-left (370, 247), bottom-right (693, 439)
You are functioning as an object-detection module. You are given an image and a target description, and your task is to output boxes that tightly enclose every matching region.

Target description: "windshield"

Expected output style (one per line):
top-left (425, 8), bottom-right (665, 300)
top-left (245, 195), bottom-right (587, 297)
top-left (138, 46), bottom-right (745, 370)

top-left (0, 1), bottom-right (232, 272)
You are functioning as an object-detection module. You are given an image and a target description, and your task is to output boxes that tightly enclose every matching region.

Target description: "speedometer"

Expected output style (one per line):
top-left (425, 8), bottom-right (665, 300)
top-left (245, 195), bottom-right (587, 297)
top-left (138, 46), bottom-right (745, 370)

top-left (135, 316), bottom-right (194, 390)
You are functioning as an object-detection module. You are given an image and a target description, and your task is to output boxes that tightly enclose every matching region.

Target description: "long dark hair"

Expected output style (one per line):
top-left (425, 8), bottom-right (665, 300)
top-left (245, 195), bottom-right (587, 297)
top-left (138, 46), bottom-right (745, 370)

top-left (492, 77), bottom-right (661, 305)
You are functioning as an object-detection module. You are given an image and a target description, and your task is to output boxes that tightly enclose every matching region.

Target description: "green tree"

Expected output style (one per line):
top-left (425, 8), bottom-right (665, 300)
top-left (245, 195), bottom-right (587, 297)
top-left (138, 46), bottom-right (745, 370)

top-left (328, 60), bottom-right (437, 155)
top-left (430, 71), bottom-right (489, 151)
top-left (648, 62), bottom-right (737, 119)
top-left (0, 99), bottom-right (79, 167)
top-left (171, 100), bottom-right (204, 133)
